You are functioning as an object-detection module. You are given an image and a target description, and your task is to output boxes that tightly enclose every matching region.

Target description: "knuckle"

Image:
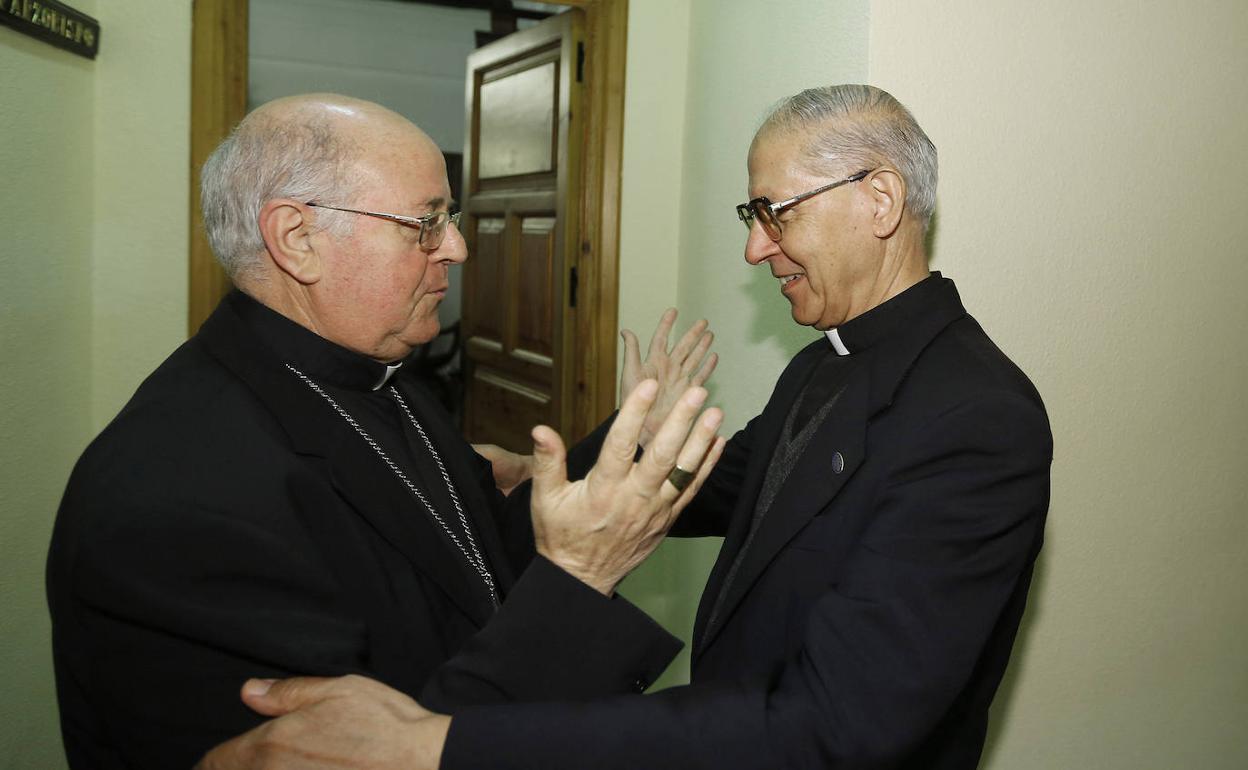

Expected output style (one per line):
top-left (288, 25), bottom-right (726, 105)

top-left (648, 448), bottom-right (677, 468)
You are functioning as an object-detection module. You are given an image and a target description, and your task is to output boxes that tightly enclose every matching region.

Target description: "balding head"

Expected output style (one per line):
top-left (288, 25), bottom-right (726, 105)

top-left (200, 94), bottom-right (438, 284)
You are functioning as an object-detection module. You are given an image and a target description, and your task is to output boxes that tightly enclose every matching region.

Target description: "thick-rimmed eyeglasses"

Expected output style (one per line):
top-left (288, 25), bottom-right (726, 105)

top-left (736, 169), bottom-right (873, 242)
top-left (306, 202), bottom-right (462, 250)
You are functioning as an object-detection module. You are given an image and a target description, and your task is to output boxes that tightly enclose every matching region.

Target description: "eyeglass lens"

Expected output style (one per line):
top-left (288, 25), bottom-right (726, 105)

top-left (744, 201), bottom-right (782, 240)
top-left (419, 215), bottom-right (446, 249)
top-left (418, 211), bottom-right (461, 249)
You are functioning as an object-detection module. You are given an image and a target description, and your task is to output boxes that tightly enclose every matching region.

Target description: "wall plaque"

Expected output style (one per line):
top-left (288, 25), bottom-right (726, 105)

top-left (0, 0), bottom-right (99, 59)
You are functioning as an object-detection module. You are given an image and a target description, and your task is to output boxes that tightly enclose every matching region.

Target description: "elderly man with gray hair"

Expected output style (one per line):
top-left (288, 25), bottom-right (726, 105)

top-left (46, 93), bottom-right (726, 770)
top-left (200, 84), bottom-right (1052, 770)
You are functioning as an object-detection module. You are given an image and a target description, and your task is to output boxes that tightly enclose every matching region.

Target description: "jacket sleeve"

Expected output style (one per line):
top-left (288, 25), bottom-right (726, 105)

top-left (425, 411), bottom-right (681, 710)
top-left (420, 555), bottom-right (681, 712)
top-left (440, 391), bottom-right (1053, 769)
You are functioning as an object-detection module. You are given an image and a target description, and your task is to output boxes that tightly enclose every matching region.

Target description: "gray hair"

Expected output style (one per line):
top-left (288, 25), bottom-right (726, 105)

top-left (200, 109), bottom-right (358, 281)
top-left (759, 84), bottom-right (938, 228)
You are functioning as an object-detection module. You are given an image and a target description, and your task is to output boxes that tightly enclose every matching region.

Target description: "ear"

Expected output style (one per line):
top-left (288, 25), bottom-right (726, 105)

top-left (866, 168), bottom-right (907, 239)
top-left (258, 199), bottom-right (323, 285)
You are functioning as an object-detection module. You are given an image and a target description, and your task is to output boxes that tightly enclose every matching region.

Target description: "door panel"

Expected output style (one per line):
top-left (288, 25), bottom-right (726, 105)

top-left (467, 217), bottom-right (506, 342)
top-left (464, 367), bottom-right (552, 454)
top-left (461, 11), bottom-right (582, 452)
top-left (478, 61), bottom-right (557, 179)
top-left (515, 216), bottom-right (556, 362)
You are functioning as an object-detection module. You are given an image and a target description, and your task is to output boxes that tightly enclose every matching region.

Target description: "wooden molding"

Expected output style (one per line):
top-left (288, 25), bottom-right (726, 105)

top-left (558, 0), bottom-right (627, 437)
top-left (188, 0), bottom-right (248, 335)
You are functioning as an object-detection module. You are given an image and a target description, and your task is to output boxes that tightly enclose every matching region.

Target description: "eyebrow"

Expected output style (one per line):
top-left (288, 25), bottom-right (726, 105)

top-left (407, 196), bottom-right (458, 216)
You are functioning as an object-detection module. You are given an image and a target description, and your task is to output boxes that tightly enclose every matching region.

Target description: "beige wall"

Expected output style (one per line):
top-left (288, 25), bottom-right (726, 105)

top-left (0, 10), bottom-right (96, 768)
top-left (869, 2), bottom-right (1248, 767)
top-left (90, 3), bottom-right (191, 425)
top-left (0, 2), bottom-right (189, 766)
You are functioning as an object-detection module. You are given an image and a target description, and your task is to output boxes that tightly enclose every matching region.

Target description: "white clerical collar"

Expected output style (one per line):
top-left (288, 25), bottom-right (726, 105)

top-left (824, 328), bottom-right (851, 356)
top-left (371, 362), bottom-right (404, 391)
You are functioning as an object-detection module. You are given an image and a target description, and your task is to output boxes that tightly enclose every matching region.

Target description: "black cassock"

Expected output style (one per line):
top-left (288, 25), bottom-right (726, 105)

top-left (48, 290), bottom-right (680, 769)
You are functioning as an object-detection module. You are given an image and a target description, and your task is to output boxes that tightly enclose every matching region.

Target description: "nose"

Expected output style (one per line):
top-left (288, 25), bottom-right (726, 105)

top-left (436, 220), bottom-right (468, 265)
top-left (743, 219), bottom-right (779, 265)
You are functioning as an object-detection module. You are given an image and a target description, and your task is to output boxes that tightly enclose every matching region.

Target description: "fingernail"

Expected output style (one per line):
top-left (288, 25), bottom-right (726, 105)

top-left (686, 387), bottom-right (707, 406)
top-left (244, 679), bottom-right (276, 697)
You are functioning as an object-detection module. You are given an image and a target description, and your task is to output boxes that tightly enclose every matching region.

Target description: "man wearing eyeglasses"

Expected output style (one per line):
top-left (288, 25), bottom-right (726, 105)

top-left (198, 84), bottom-right (1052, 770)
top-left (46, 93), bottom-right (728, 770)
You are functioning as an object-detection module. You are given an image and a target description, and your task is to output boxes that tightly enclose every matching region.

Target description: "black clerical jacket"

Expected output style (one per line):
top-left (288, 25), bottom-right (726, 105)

top-left (444, 275), bottom-right (1053, 770)
top-left (46, 291), bottom-right (680, 769)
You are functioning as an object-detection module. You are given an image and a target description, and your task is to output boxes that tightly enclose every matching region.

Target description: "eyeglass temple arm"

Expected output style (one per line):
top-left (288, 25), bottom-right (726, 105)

top-left (772, 171), bottom-right (871, 211)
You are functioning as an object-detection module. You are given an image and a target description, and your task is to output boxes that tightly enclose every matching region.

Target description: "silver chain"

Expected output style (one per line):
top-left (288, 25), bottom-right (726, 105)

top-left (286, 364), bottom-right (499, 607)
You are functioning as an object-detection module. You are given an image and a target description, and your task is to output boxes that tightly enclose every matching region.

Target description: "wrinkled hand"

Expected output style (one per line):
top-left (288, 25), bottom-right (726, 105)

top-left (195, 675), bottom-right (448, 770)
top-left (620, 308), bottom-right (718, 447)
top-left (532, 378), bottom-right (726, 595)
top-left (472, 443), bottom-right (533, 496)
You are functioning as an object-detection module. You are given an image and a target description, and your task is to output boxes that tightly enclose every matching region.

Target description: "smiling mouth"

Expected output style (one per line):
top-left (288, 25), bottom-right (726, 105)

top-left (778, 273), bottom-right (805, 287)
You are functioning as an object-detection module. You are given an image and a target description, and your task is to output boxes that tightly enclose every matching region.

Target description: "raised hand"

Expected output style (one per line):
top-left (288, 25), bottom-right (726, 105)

top-left (531, 378), bottom-right (726, 595)
top-left (620, 308), bottom-right (718, 448)
top-left (195, 676), bottom-right (447, 770)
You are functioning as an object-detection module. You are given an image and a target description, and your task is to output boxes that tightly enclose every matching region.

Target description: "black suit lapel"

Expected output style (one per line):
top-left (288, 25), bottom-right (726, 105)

top-left (693, 372), bottom-right (868, 657)
top-left (196, 300), bottom-right (496, 626)
top-left (691, 345), bottom-right (821, 652)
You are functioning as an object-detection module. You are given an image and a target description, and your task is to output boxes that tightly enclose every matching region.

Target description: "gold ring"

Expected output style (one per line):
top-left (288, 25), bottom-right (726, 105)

top-left (666, 465), bottom-right (695, 493)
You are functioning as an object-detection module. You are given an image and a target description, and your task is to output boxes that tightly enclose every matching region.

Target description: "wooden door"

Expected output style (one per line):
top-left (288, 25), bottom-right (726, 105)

top-left (461, 11), bottom-right (583, 452)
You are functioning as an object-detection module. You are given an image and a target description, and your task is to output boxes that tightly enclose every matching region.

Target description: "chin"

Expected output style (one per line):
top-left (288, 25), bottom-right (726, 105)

top-left (405, 320), bottom-right (442, 349)
top-left (788, 305), bottom-right (820, 328)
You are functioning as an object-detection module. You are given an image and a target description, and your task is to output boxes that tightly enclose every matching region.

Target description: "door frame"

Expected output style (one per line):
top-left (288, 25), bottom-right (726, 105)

top-left (188, 0), bottom-right (628, 437)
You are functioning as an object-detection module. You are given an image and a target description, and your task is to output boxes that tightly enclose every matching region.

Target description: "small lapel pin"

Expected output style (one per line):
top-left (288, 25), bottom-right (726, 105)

top-left (831, 451), bottom-right (845, 474)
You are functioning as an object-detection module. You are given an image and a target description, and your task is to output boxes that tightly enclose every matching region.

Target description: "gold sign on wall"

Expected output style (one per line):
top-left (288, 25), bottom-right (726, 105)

top-left (0, 0), bottom-right (99, 60)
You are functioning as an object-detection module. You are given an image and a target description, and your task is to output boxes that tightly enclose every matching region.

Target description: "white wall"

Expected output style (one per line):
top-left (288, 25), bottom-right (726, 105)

top-left (613, 0), bottom-right (693, 686)
top-left (869, 2), bottom-right (1248, 767)
top-left (0, 2), bottom-right (190, 766)
top-left (616, 0), bottom-right (689, 342)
